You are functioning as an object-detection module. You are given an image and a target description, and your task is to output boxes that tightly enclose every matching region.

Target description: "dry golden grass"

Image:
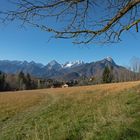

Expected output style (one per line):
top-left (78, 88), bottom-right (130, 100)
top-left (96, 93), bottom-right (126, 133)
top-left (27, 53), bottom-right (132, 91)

top-left (0, 91), bottom-right (47, 120)
top-left (0, 81), bottom-right (140, 116)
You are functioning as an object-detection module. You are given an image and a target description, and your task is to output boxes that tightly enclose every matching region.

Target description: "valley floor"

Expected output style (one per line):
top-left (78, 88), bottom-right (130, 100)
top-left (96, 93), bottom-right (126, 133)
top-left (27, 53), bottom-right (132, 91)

top-left (0, 81), bottom-right (140, 140)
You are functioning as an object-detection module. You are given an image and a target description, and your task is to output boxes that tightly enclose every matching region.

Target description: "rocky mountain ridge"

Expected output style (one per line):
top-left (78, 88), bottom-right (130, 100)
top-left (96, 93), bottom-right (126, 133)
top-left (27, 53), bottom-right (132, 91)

top-left (0, 57), bottom-right (129, 80)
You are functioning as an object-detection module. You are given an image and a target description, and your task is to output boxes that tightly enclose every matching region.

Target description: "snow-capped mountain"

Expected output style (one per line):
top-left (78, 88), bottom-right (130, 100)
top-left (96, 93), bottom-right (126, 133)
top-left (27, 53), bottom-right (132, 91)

top-left (0, 57), bottom-right (130, 80)
top-left (62, 60), bottom-right (84, 68)
top-left (105, 57), bottom-right (113, 62)
top-left (104, 57), bottom-right (116, 65)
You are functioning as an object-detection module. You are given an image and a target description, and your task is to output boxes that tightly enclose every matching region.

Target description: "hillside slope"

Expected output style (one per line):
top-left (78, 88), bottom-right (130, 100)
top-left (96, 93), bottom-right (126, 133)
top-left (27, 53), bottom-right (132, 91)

top-left (0, 81), bottom-right (140, 140)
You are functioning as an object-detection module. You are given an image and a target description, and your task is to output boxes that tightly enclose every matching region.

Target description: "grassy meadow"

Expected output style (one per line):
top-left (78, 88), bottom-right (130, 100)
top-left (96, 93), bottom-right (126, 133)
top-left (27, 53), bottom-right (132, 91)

top-left (0, 81), bottom-right (140, 140)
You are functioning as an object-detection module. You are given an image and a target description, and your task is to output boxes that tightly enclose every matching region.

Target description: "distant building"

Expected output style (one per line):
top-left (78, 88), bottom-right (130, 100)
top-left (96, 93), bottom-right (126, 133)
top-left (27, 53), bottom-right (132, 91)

top-left (62, 84), bottom-right (69, 88)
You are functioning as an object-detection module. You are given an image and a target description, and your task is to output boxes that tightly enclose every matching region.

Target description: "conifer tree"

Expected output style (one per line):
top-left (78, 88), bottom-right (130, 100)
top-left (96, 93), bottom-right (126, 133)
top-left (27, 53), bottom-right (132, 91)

top-left (102, 66), bottom-right (113, 83)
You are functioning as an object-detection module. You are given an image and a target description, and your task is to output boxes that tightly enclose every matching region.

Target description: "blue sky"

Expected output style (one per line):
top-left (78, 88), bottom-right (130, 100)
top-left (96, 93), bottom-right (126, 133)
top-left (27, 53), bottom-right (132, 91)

top-left (0, 1), bottom-right (140, 66)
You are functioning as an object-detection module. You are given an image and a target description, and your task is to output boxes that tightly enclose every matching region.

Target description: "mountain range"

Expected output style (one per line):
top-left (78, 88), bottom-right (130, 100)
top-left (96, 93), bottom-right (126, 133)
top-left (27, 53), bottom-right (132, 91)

top-left (0, 57), bottom-right (130, 81)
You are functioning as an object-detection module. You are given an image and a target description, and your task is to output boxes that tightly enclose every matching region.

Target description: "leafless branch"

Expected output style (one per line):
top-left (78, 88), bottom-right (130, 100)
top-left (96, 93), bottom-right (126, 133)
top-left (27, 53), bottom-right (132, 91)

top-left (0, 0), bottom-right (140, 44)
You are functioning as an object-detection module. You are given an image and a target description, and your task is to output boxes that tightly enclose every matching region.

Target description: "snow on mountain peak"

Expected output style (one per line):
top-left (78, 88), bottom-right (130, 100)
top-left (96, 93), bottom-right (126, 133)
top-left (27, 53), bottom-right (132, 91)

top-left (106, 57), bottom-right (113, 62)
top-left (104, 57), bottom-right (116, 65)
top-left (63, 60), bottom-right (84, 68)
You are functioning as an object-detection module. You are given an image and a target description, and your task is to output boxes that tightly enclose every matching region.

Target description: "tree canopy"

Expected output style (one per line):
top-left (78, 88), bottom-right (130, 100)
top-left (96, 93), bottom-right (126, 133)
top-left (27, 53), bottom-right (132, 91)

top-left (1, 0), bottom-right (140, 44)
top-left (102, 66), bottom-right (113, 83)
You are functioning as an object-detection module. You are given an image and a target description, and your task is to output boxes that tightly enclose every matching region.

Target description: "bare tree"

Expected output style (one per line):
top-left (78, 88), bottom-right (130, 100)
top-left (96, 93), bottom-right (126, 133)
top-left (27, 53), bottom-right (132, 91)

top-left (130, 57), bottom-right (140, 80)
top-left (130, 57), bottom-right (140, 72)
top-left (0, 0), bottom-right (140, 44)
